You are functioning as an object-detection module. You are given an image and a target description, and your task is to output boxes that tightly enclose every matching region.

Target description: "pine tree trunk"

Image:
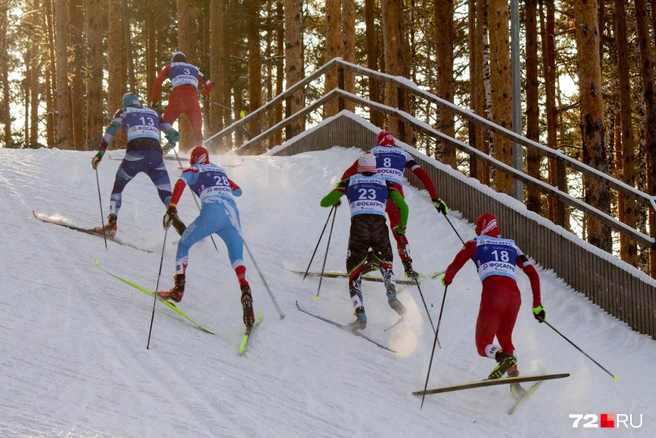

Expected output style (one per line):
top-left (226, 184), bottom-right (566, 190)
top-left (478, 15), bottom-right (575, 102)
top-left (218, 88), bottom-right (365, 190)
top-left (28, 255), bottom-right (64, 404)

top-left (209, 0), bottom-right (226, 151)
top-left (247, 0), bottom-right (262, 151)
top-left (324, 0), bottom-right (340, 117)
top-left (614, 0), bottom-right (638, 266)
top-left (273, 0), bottom-right (284, 146)
top-left (365, 0), bottom-right (381, 127)
top-left (0, 3), bottom-right (10, 147)
top-left (70, 0), bottom-right (86, 150)
top-left (123, 0), bottom-right (136, 91)
top-left (469, 0), bottom-right (489, 183)
top-left (145, 0), bottom-right (156, 96)
top-left (284, 0), bottom-right (304, 138)
top-left (435, 0), bottom-right (455, 167)
top-left (54, 0), bottom-right (71, 149)
top-left (86, 0), bottom-right (103, 150)
top-left (487, 0), bottom-right (513, 194)
top-left (574, 0), bottom-right (611, 251)
top-left (29, 0), bottom-right (41, 147)
top-left (634, 0), bottom-right (656, 276)
top-left (525, 0), bottom-right (541, 212)
top-left (45, 0), bottom-right (57, 147)
top-left (342, 0), bottom-right (356, 112)
top-left (381, 0), bottom-right (405, 136)
top-left (177, 0), bottom-right (197, 151)
top-left (108, 0), bottom-right (127, 147)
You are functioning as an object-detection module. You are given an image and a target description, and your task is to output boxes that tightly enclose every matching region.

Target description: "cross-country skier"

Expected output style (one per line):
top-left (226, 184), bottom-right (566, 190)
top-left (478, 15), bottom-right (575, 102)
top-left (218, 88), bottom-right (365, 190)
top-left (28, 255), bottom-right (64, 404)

top-left (150, 51), bottom-right (214, 148)
top-left (441, 213), bottom-right (545, 398)
top-left (321, 152), bottom-right (409, 330)
top-left (158, 146), bottom-right (256, 329)
top-left (91, 92), bottom-right (186, 237)
top-left (339, 130), bottom-right (448, 279)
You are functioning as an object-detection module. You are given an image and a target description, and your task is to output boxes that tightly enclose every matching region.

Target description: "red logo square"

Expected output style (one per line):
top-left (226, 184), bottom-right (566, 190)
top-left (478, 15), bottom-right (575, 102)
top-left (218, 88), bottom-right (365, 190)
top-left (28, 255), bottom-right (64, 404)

top-left (601, 413), bottom-right (615, 428)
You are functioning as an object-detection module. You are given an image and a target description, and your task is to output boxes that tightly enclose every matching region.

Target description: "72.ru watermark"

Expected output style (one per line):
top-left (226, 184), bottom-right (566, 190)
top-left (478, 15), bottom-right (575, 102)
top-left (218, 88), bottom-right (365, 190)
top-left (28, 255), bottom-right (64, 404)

top-left (570, 414), bottom-right (643, 428)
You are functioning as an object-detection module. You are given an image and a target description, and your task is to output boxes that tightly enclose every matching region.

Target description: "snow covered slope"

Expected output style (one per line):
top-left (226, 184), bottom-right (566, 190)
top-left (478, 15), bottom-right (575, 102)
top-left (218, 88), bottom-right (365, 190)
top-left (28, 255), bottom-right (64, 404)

top-left (0, 147), bottom-right (654, 437)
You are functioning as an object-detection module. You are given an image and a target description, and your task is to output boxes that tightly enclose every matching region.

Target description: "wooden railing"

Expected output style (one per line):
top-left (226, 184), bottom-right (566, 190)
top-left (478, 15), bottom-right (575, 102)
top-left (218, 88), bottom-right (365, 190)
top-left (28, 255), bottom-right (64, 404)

top-left (204, 58), bottom-right (656, 275)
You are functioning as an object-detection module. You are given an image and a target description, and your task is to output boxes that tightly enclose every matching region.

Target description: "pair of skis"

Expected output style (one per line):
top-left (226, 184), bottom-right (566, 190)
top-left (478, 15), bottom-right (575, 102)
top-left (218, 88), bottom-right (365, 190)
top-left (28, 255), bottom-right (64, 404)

top-left (291, 269), bottom-right (445, 288)
top-left (95, 259), bottom-right (262, 354)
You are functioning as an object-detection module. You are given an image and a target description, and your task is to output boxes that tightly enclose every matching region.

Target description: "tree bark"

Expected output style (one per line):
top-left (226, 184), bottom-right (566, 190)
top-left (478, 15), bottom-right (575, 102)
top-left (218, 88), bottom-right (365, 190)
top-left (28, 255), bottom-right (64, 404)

top-left (247, 0), bottom-right (262, 151)
top-left (342, 0), bottom-right (356, 112)
top-left (0, 3), bottom-right (10, 147)
top-left (284, 0), bottom-right (304, 138)
top-left (381, 0), bottom-right (406, 137)
top-left (435, 0), bottom-right (455, 167)
top-left (487, 0), bottom-right (513, 194)
top-left (525, 0), bottom-right (541, 212)
top-left (54, 0), bottom-right (71, 149)
top-left (324, 0), bottom-right (340, 117)
top-left (86, 0), bottom-right (103, 150)
top-left (70, 0), bottom-right (86, 150)
top-left (177, 0), bottom-right (197, 152)
top-left (209, 0), bottom-right (226, 152)
top-left (574, 0), bottom-right (611, 251)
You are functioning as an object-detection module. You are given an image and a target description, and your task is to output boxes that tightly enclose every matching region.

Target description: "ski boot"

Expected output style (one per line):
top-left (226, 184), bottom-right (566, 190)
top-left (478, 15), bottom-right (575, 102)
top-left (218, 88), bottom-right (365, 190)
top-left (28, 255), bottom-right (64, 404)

top-left (507, 366), bottom-right (527, 399)
top-left (93, 214), bottom-right (117, 238)
top-left (158, 274), bottom-right (185, 303)
top-left (387, 292), bottom-right (407, 316)
top-left (349, 307), bottom-right (367, 331)
top-left (489, 349), bottom-right (518, 379)
top-left (402, 260), bottom-right (418, 280)
top-left (241, 285), bottom-right (256, 329)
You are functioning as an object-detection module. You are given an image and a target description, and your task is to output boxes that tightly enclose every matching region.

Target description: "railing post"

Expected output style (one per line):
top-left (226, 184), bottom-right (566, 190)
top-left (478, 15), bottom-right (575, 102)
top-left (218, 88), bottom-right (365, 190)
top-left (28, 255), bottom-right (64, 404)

top-left (469, 119), bottom-right (478, 178)
top-left (338, 67), bottom-right (345, 112)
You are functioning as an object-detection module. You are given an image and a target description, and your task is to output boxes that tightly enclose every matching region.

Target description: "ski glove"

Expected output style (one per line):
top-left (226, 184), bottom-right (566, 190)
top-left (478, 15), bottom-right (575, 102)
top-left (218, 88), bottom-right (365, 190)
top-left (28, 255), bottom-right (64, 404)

top-left (532, 305), bottom-right (546, 322)
top-left (199, 92), bottom-right (207, 101)
top-left (163, 206), bottom-right (177, 229)
top-left (150, 100), bottom-right (160, 109)
top-left (394, 225), bottom-right (406, 236)
top-left (440, 275), bottom-right (451, 287)
top-left (91, 152), bottom-right (103, 169)
top-left (432, 198), bottom-right (449, 215)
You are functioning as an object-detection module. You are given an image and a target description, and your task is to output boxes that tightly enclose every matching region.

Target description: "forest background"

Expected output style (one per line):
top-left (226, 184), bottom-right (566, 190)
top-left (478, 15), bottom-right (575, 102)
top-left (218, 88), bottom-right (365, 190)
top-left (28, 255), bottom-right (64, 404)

top-left (1, 0), bottom-right (655, 275)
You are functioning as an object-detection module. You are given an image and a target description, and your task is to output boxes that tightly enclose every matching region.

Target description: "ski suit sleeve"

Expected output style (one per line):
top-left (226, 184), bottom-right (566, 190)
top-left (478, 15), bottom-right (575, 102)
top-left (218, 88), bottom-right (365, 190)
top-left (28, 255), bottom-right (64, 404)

top-left (99, 108), bottom-right (125, 153)
top-left (340, 160), bottom-right (359, 181)
top-left (199, 71), bottom-right (214, 96)
top-left (407, 161), bottom-right (439, 200)
top-left (516, 251), bottom-right (542, 307)
top-left (151, 64), bottom-right (171, 104)
top-left (159, 116), bottom-right (180, 143)
top-left (169, 178), bottom-right (187, 209)
top-left (321, 180), bottom-right (348, 207)
top-left (388, 182), bottom-right (408, 228)
top-left (444, 240), bottom-right (477, 284)
top-left (229, 178), bottom-right (242, 197)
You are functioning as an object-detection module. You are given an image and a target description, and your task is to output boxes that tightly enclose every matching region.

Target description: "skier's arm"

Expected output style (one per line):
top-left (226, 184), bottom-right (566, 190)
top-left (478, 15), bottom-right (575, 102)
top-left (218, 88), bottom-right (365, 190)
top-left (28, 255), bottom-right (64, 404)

top-left (198, 71), bottom-right (214, 97)
top-left (443, 240), bottom-right (476, 285)
top-left (388, 183), bottom-right (408, 229)
top-left (516, 253), bottom-right (542, 308)
top-left (151, 64), bottom-right (171, 105)
top-left (228, 178), bottom-right (242, 197)
top-left (159, 116), bottom-right (181, 143)
top-left (98, 109), bottom-right (125, 153)
top-left (340, 160), bottom-right (359, 181)
top-left (320, 180), bottom-right (348, 207)
top-left (406, 160), bottom-right (439, 200)
top-left (168, 178), bottom-right (187, 209)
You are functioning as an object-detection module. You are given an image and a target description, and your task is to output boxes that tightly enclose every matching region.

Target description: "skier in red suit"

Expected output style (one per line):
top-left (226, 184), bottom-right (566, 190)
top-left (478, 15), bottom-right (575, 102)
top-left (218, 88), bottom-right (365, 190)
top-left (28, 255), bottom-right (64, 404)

top-left (150, 51), bottom-right (214, 147)
top-left (340, 130), bottom-right (448, 278)
top-left (441, 213), bottom-right (545, 398)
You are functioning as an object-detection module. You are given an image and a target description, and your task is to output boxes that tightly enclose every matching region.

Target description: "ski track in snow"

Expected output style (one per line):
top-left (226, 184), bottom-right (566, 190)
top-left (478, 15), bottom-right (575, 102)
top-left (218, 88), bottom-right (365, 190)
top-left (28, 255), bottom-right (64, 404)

top-left (0, 147), bottom-right (655, 437)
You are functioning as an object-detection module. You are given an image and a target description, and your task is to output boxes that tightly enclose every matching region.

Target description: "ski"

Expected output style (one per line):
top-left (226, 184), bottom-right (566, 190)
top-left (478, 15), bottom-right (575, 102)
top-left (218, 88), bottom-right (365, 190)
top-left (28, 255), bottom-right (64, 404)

top-left (33, 211), bottom-right (153, 253)
top-left (397, 270), bottom-right (445, 294)
top-left (384, 316), bottom-right (405, 332)
top-left (239, 311), bottom-right (264, 355)
top-left (412, 373), bottom-right (569, 396)
top-left (95, 259), bottom-right (214, 334)
top-left (295, 300), bottom-right (396, 353)
top-left (288, 269), bottom-right (417, 285)
top-left (507, 380), bottom-right (543, 415)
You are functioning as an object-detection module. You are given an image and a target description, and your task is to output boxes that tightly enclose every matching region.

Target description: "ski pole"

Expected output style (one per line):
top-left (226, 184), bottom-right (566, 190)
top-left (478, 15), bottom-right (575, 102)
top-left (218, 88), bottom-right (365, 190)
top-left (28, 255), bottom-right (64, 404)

top-left (420, 285), bottom-right (448, 409)
top-left (543, 320), bottom-right (619, 381)
top-left (442, 213), bottom-right (465, 245)
top-left (171, 146), bottom-right (219, 251)
top-left (147, 226), bottom-right (169, 349)
top-left (244, 238), bottom-right (285, 319)
top-left (413, 276), bottom-right (440, 347)
top-left (303, 206), bottom-right (336, 281)
top-left (315, 203), bottom-right (338, 301)
top-left (94, 168), bottom-right (108, 249)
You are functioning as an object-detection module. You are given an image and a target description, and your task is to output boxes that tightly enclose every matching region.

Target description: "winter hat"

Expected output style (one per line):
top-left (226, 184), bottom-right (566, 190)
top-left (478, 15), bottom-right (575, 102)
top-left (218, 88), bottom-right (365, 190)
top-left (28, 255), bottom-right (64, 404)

top-left (357, 152), bottom-right (377, 174)
top-left (376, 130), bottom-right (396, 147)
top-left (122, 92), bottom-right (141, 108)
top-left (190, 146), bottom-right (210, 165)
top-left (172, 51), bottom-right (187, 63)
top-left (475, 213), bottom-right (501, 238)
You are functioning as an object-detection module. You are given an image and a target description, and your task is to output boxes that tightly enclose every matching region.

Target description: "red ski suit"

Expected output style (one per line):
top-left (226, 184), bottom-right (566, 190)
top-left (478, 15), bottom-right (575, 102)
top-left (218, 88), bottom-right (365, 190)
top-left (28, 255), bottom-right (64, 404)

top-left (151, 63), bottom-right (214, 147)
top-left (444, 227), bottom-right (541, 358)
